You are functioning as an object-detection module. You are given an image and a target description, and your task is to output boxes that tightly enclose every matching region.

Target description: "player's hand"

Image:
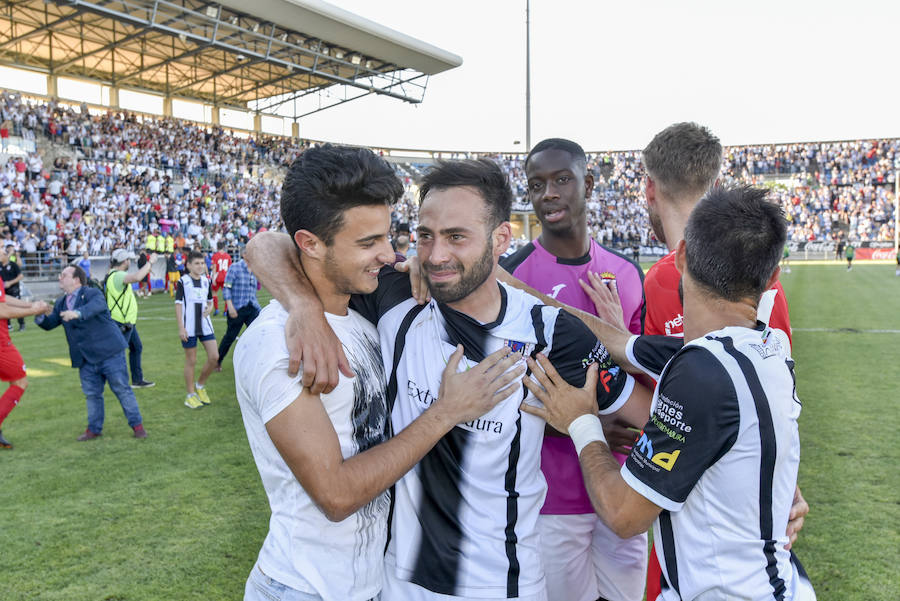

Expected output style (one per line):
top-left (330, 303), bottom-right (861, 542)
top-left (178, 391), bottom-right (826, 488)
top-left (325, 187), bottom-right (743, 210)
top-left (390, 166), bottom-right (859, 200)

top-left (228, 307), bottom-right (238, 319)
top-left (785, 486), bottom-right (809, 550)
top-left (521, 354), bottom-right (598, 432)
top-left (579, 272), bottom-right (627, 332)
top-left (179, 326), bottom-right (188, 342)
top-left (285, 304), bottom-right (354, 394)
top-left (31, 301), bottom-right (50, 315)
top-left (394, 255), bottom-right (430, 305)
top-left (600, 415), bottom-right (640, 455)
top-left (433, 345), bottom-right (525, 425)
top-left (60, 310), bottom-right (79, 322)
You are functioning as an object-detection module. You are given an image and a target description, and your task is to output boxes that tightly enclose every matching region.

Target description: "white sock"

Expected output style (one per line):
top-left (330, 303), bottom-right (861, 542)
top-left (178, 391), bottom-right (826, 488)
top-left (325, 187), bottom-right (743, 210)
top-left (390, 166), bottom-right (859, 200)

top-left (195, 383), bottom-right (204, 390)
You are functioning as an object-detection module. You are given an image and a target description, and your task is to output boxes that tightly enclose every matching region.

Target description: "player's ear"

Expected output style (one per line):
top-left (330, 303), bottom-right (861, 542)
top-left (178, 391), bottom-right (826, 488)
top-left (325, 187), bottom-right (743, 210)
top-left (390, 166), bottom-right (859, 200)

top-left (765, 266), bottom-right (781, 291)
top-left (674, 239), bottom-right (686, 275)
top-left (644, 176), bottom-right (655, 205)
top-left (492, 222), bottom-right (512, 258)
top-left (294, 230), bottom-right (324, 259)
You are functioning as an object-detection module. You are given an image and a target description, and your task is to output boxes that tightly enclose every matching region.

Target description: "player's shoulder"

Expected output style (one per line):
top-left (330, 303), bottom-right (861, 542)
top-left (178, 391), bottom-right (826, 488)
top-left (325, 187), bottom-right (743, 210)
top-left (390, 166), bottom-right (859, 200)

top-left (591, 240), bottom-right (644, 280)
top-left (499, 241), bottom-right (537, 274)
top-left (644, 252), bottom-right (679, 289)
top-left (659, 342), bottom-right (736, 403)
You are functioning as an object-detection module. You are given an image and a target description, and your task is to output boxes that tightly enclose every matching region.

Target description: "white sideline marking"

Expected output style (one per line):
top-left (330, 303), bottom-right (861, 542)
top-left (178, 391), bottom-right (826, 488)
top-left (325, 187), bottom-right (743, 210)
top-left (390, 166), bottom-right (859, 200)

top-left (793, 328), bottom-right (900, 334)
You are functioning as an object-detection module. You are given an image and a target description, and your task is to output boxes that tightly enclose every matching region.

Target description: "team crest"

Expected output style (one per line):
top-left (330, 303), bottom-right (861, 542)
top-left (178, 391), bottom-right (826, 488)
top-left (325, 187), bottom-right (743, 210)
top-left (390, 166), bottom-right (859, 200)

top-left (599, 271), bottom-right (616, 283)
top-left (504, 339), bottom-right (534, 357)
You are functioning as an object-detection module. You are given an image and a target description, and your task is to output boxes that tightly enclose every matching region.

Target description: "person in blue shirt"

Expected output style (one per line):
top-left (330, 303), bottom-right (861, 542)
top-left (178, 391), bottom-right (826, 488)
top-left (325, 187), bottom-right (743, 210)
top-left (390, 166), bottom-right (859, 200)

top-left (78, 250), bottom-right (91, 279)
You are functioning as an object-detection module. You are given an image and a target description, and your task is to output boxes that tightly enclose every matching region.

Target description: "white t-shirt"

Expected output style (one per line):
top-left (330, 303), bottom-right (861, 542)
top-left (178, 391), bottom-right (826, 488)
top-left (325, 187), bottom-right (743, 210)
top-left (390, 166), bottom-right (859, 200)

top-left (234, 301), bottom-right (390, 601)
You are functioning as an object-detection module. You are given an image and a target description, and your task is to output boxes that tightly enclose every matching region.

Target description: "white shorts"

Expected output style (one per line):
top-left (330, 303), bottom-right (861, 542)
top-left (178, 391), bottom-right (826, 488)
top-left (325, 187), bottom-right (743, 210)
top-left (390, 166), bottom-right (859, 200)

top-left (382, 567), bottom-right (547, 601)
top-left (538, 513), bottom-right (648, 601)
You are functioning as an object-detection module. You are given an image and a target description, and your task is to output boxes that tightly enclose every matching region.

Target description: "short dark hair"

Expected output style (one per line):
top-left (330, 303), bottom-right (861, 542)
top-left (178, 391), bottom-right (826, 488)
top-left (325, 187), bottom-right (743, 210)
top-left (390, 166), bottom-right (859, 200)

top-left (642, 122), bottom-right (722, 199)
top-left (418, 159), bottom-right (512, 230)
top-left (524, 138), bottom-right (587, 171)
top-left (281, 144), bottom-right (403, 246)
top-left (684, 185), bottom-right (786, 303)
top-left (217, 240), bottom-right (227, 250)
top-left (187, 250), bottom-right (205, 263)
top-left (69, 264), bottom-right (88, 285)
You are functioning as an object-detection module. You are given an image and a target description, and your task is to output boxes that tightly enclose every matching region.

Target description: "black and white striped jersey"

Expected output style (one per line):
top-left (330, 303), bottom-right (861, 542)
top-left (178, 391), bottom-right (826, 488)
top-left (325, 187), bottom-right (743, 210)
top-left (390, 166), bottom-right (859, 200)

top-left (623, 324), bottom-right (811, 601)
top-left (350, 269), bottom-right (635, 599)
top-left (175, 274), bottom-right (214, 337)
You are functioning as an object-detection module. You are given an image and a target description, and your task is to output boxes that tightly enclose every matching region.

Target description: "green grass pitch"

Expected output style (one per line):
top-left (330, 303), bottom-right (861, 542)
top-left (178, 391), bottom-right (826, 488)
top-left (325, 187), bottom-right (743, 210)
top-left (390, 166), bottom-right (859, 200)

top-left (1, 263), bottom-right (898, 600)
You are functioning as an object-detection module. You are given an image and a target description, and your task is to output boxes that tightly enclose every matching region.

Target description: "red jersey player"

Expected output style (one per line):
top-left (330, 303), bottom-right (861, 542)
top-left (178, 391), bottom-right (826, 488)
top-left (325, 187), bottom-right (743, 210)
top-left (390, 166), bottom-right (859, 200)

top-left (210, 241), bottom-right (232, 317)
top-left (0, 270), bottom-right (51, 448)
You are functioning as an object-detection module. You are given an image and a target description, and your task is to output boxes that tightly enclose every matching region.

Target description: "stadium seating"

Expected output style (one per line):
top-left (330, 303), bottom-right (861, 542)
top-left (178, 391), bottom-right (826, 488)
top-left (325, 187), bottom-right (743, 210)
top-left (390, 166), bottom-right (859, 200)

top-left (1, 90), bottom-right (896, 267)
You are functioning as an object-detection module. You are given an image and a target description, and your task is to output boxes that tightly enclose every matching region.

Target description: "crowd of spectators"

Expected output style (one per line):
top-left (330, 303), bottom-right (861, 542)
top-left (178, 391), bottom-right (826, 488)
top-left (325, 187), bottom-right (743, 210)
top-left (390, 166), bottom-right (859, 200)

top-left (1, 90), bottom-right (897, 276)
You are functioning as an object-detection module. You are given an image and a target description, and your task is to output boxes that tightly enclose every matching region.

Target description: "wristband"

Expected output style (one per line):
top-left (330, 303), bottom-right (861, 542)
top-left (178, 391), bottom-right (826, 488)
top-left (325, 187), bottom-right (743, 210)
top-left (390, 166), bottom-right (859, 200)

top-left (567, 414), bottom-right (608, 457)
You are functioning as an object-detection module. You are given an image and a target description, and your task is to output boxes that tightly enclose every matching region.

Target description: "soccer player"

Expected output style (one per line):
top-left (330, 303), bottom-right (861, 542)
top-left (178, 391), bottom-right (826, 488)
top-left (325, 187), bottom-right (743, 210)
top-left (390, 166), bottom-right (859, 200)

top-left (247, 158), bottom-right (659, 601)
top-left (501, 138), bottom-right (647, 601)
top-left (0, 283), bottom-right (50, 448)
top-left (210, 241), bottom-right (232, 316)
top-left (176, 250), bottom-right (218, 409)
top-left (522, 185), bottom-right (817, 601)
top-left (640, 122), bottom-right (800, 600)
top-left (165, 252), bottom-right (179, 297)
top-left (234, 145), bottom-right (523, 601)
top-left (845, 240), bottom-right (854, 270)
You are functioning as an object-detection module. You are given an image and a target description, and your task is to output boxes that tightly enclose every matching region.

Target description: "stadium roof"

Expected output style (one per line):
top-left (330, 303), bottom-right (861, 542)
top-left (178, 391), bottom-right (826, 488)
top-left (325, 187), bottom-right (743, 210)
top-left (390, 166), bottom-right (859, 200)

top-left (0, 0), bottom-right (462, 115)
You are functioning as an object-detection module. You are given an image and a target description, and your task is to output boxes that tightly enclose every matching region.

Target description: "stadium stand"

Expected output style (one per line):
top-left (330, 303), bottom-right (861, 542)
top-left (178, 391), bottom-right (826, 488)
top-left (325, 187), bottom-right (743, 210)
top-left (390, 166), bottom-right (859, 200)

top-left (1, 90), bottom-right (897, 277)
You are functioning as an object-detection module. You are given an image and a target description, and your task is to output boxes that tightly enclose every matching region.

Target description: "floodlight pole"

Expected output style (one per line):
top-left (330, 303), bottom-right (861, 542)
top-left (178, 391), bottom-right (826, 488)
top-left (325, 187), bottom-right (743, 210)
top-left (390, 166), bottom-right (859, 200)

top-left (894, 169), bottom-right (898, 255)
top-left (525, 0), bottom-right (531, 152)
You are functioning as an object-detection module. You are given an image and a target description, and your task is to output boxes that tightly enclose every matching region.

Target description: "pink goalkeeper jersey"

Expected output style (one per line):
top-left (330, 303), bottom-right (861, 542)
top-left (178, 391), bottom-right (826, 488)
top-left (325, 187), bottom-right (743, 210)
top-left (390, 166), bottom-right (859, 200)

top-left (501, 237), bottom-right (645, 514)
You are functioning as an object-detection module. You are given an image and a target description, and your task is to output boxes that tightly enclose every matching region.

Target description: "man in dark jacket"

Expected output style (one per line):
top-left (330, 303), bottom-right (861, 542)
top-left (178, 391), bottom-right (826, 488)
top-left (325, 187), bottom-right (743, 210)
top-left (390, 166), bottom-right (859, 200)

top-left (36, 265), bottom-right (147, 440)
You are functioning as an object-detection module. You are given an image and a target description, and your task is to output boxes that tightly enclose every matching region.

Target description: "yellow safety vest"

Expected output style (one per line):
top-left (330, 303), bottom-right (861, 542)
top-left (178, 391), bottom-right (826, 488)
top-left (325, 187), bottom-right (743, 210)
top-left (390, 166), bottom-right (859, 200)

top-left (145, 234), bottom-right (156, 250)
top-left (155, 236), bottom-right (166, 252)
top-left (166, 236), bottom-right (175, 253)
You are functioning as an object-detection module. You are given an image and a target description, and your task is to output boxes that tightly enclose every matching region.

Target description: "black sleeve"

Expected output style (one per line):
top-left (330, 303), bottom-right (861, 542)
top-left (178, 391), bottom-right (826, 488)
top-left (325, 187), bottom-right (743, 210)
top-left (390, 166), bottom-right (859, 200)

top-left (349, 265), bottom-right (413, 325)
top-left (628, 335), bottom-right (684, 379)
top-left (174, 279), bottom-right (184, 302)
top-left (545, 309), bottom-right (632, 413)
top-left (8, 262), bottom-right (20, 278)
top-left (624, 346), bottom-right (740, 509)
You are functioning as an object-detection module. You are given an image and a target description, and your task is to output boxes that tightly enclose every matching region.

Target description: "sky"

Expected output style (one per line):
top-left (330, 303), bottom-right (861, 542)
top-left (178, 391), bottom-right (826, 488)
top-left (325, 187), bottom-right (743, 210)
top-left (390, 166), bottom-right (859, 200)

top-left (294, 0), bottom-right (900, 152)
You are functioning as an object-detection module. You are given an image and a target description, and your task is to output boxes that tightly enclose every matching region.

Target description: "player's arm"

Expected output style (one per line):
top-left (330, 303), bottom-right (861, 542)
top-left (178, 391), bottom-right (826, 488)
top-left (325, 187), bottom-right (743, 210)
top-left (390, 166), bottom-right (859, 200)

top-left (123, 253), bottom-right (157, 284)
top-left (0, 299), bottom-right (50, 319)
top-left (522, 355), bottom-right (661, 538)
top-left (244, 231), bottom-right (352, 393)
top-left (203, 280), bottom-right (213, 317)
top-left (268, 346), bottom-right (525, 522)
top-left (35, 299), bottom-right (63, 330)
top-left (525, 347), bottom-right (742, 539)
top-left (174, 282), bottom-right (188, 341)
